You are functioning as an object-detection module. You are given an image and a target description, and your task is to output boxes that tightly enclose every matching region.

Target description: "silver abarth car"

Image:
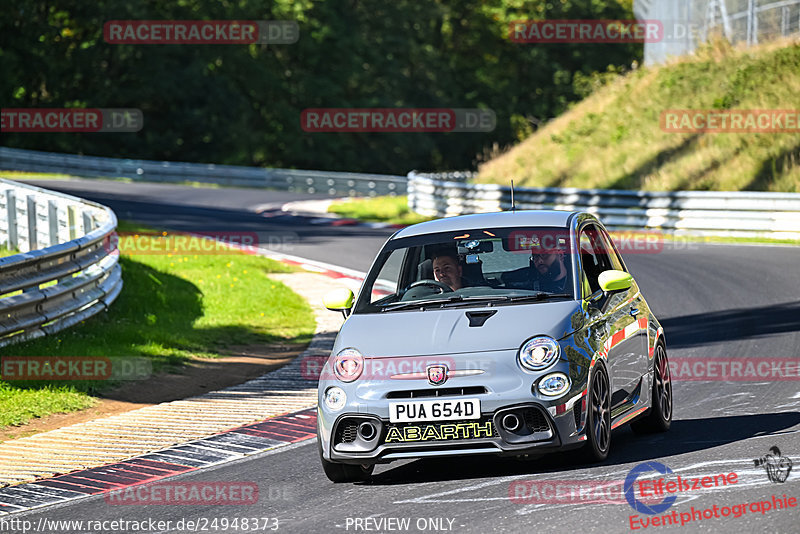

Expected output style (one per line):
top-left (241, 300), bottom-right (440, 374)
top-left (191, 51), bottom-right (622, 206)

top-left (317, 211), bottom-right (672, 482)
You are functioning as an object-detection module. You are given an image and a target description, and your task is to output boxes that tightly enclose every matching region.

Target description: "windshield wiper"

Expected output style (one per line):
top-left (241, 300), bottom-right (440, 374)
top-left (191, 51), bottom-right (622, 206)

top-left (381, 292), bottom-right (573, 311)
top-left (381, 295), bottom-right (466, 311)
top-left (438, 292), bottom-right (573, 307)
top-left (504, 292), bottom-right (573, 302)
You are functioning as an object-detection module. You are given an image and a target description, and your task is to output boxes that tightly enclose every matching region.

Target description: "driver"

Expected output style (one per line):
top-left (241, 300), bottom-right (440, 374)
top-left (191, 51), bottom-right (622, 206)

top-left (432, 252), bottom-right (464, 291)
top-left (531, 245), bottom-right (568, 293)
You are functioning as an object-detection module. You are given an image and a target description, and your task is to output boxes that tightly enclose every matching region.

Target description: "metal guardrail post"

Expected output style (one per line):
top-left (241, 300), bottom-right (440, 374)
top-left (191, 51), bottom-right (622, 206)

top-left (748, 0), bottom-right (758, 45)
top-left (48, 200), bottom-right (59, 246)
top-left (68, 205), bottom-right (77, 240)
top-left (27, 195), bottom-right (37, 251)
top-left (6, 189), bottom-right (18, 251)
top-left (82, 211), bottom-right (93, 234)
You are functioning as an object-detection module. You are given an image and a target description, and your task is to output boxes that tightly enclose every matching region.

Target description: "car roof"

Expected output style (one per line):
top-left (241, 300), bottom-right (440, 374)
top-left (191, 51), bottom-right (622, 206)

top-left (392, 210), bottom-right (579, 239)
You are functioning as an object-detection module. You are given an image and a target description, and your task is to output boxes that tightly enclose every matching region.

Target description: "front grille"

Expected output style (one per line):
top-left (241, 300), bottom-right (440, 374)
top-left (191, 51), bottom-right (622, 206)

top-left (523, 407), bottom-right (550, 433)
top-left (386, 386), bottom-right (487, 399)
top-left (334, 418), bottom-right (360, 444)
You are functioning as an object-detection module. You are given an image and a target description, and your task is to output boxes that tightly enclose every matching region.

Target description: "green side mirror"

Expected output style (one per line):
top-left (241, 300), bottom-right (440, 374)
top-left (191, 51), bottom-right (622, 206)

top-left (323, 288), bottom-right (354, 312)
top-left (598, 270), bottom-right (633, 292)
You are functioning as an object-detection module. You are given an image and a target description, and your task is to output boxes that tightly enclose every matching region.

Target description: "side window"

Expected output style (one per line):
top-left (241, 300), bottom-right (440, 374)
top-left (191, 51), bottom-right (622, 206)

top-left (579, 224), bottom-right (615, 296)
top-left (597, 227), bottom-right (626, 272)
top-left (369, 248), bottom-right (406, 304)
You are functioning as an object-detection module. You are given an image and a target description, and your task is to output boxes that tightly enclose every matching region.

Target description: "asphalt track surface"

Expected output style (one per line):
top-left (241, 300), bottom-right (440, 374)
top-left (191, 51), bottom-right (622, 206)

top-left (9, 179), bottom-right (800, 534)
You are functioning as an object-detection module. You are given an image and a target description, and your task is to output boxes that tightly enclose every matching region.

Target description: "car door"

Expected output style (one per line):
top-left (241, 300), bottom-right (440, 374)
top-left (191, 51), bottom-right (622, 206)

top-left (579, 224), bottom-right (646, 403)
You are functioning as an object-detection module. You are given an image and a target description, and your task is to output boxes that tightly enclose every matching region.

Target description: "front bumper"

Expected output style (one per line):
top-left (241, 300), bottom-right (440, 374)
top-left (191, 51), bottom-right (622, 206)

top-left (318, 348), bottom-right (592, 464)
top-left (326, 402), bottom-right (588, 463)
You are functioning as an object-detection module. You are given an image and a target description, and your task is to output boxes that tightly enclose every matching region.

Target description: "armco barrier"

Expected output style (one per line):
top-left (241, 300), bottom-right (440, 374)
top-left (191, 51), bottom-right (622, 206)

top-left (2, 147), bottom-right (798, 239)
top-left (0, 147), bottom-right (406, 197)
top-left (408, 172), bottom-right (800, 240)
top-left (0, 178), bottom-right (121, 347)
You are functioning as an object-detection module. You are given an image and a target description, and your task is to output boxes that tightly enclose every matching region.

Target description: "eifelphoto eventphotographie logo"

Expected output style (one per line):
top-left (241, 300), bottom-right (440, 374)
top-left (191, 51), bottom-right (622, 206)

top-left (624, 461), bottom-right (739, 515)
top-left (754, 446), bottom-right (793, 483)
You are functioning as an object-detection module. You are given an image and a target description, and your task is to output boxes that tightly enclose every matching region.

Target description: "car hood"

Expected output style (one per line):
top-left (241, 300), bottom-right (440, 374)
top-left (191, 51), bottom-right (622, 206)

top-left (336, 300), bottom-right (584, 357)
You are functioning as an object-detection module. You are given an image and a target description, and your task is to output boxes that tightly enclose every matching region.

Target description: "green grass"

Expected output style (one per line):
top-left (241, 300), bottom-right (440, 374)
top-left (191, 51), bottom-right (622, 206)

top-left (478, 39), bottom-right (800, 192)
top-left (661, 234), bottom-right (800, 246)
top-left (0, 171), bottom-right (84, 182)
top-left (0, 222), bottom-right (314, 429)
top-left (328, 196), bottom-right (433, 225)
top-left (0, 245), bottom-right (19, 258)
top-left (0, 384), bottom-right (94, 427)
top-left (1, 170), bottom-right (219, 189)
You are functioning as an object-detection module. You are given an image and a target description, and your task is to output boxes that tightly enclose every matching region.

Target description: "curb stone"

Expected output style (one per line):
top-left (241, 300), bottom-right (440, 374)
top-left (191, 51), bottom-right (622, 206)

top-left (278, 198), bottom-right (409, 230)
top-left (0, 269), bottom-right (358, 513)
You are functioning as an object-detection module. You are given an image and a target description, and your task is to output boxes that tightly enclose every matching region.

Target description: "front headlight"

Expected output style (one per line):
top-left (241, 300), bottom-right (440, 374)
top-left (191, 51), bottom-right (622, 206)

top-left (324, 386), bottom-right (347, 411)
top-left (538, 373), bottom-right (571, 397)
top-left (519, 336), bottom-right (560, 371)
top-left (333, 348), bottom-right (364, 382)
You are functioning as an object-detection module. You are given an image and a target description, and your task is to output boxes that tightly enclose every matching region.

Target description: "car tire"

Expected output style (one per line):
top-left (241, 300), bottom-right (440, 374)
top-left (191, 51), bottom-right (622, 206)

top-left (319, 443), bottom-right (374, 483)
top-left (579, 362), bottom-right (611, 463)
top-left (631, 343), bottom-right (672, 434)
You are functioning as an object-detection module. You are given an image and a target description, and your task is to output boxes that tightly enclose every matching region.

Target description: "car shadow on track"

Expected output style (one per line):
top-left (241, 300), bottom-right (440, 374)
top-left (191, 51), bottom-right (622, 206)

top-left (660, 301), bottom-right (800, 348)
top-left (365, 412), bottom-right (800, 485)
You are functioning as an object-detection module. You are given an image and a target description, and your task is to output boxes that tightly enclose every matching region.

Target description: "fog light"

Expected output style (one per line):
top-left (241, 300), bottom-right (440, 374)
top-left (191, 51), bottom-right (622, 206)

top-left (538, 373), bottom-right (571, 397)
top-left (324, 386), bottom-right (347, 411)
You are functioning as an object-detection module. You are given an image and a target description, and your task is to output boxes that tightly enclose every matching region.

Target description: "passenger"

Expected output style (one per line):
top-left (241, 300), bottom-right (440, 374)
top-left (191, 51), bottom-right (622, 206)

top-left (431, 252), bottom-right (464, 291)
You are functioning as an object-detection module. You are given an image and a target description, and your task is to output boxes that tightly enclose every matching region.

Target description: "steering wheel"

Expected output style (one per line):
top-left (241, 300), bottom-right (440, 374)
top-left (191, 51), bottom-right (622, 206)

top-left (408, 279), bottom-right (453, 293)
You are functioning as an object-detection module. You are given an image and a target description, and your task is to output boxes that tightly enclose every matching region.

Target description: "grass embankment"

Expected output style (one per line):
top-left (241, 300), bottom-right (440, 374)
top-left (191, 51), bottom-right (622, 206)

top-left (477, 40), bottom-right (800, 192)
top-left (327, 196), bottom-right (432, 225)
top-left (0, 221), bottom-right (314, 428)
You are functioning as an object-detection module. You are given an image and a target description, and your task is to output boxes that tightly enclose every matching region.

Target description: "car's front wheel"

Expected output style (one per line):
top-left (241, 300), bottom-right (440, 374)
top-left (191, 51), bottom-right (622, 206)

top-left (631, 343), bottom-right (672, 434)
top-left (579, 363), bottom-right (611, 463)
top-left (319, 444), bottom-right (374, 483)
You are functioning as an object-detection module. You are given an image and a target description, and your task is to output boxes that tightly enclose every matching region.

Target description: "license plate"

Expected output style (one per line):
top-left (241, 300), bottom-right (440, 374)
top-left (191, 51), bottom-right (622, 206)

top-left (389, 398), bottom-right (481, 423)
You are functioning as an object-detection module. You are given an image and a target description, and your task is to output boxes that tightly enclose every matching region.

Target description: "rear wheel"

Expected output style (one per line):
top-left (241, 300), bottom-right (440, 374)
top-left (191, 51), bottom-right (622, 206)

top-left (319, 443), bottom-right (374, 483)
top-left (631, 344), bottom-right (672, 434)
top-left (579, 363), bottom-right (611, 462)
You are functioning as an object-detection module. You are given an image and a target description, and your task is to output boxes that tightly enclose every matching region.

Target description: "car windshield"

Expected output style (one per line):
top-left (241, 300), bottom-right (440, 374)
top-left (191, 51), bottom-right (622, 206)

top-left (354, 227), bottom-right (575, 313)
